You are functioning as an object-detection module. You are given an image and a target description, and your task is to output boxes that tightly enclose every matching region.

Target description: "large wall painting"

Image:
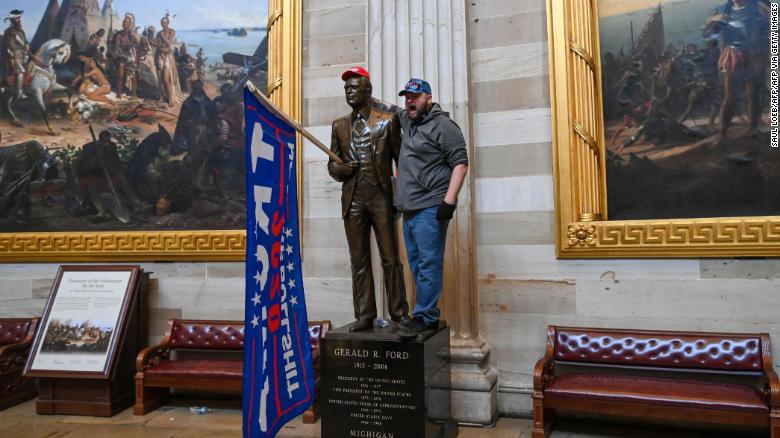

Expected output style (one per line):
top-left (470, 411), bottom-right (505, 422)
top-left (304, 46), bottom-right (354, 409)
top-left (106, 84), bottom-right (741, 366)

top-left (599, 0), bottom-right (777, 220)
top-left (548, 0), bottom-right (780, 258)
top-left (0, 0), bottom-right (267, 237)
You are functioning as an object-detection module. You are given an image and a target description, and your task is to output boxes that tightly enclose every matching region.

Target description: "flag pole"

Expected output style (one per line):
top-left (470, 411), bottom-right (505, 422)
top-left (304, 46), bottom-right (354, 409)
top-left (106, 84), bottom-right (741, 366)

top-left (245, 80), bottom-right (344, 164)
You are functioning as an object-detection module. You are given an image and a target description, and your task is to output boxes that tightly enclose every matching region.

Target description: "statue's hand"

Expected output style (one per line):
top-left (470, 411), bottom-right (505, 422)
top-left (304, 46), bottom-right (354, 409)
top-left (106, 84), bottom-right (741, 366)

top-left (333, 160), bottom-right (358, 178)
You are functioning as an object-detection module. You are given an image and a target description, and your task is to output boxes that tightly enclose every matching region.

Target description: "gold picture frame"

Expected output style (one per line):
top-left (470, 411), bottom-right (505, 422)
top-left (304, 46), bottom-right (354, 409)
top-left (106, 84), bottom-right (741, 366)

top-left (0, 1), bottom-right (302, 263)
top-left (547, 0), bottom-right (780, 258)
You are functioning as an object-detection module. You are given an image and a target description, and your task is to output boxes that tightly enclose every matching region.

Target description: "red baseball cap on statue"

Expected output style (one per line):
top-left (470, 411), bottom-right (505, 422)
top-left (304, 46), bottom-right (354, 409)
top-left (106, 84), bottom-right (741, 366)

top-left (341, 66), bottom-right (370, 81)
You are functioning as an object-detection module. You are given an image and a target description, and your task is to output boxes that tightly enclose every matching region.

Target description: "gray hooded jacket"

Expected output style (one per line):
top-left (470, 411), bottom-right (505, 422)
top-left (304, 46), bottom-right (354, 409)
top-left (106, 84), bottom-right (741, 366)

top-left (394, 103), bottom-right (468, 212)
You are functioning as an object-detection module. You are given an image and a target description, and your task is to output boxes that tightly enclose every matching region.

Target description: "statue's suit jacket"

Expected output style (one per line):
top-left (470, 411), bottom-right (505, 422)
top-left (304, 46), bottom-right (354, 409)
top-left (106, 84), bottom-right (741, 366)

top-left (327, 103), bottom-right (401, 217)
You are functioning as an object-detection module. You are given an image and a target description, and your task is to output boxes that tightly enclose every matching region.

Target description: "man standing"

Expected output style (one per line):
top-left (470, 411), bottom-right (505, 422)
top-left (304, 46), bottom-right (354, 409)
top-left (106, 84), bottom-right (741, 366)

top-left (703, 0), bottom-right (769, 140)
top-left (392, 78), bottom-right (469, 338)
top-left (1, 10), bottom-right (29, 102)
top-left (327, 66), bottom-right (409, 332)
top-left (111, 13), bottom-right (140, 99)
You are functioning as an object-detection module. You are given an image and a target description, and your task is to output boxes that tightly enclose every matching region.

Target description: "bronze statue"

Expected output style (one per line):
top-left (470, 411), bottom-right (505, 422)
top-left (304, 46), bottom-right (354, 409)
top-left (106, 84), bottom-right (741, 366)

top-left (327, 67), bottom-right (409, 332)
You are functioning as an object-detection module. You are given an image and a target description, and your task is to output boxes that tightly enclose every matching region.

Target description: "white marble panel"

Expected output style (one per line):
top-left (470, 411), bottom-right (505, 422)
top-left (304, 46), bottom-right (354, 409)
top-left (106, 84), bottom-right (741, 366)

top-left (303, 64), bottom-right (365, 99)
top-left (479, 279), bottom-right (576, 315)
top-left (477, 245), bottom-right (701, 281)
top-left (477, 211), bottom-right (555, 246)
top-left (304, 4), bottom-right (366, 40)
top-left (576, 279), bottom-right (780, 319)
top-left (473, 108), bottom-right (552, 147)
top-left (700, 259), bottom-right (780, 280)
top-left (469, 0), bottom-right (545, 19)
top-left (497, 389), bottom-right (533, 417)
top-left (301, 247), bottom-right (351, 278)
top-left (304, 217), bottom-right (349, 249)
top-left (0, 279), bottom-right (32, 302)
top-left (304, 33), bottom-right (365, 68)
top-left (475, 175), bottom-right (554, 213)
top-left (183, 308), bottom-right (244, 320)
top-left (32, 279), bottom-right (55, 299)
top-left (471, 41), bottom-right (548, 82)
top-left (302, 277), bottom-right (354, 326)
top-left (149, 278), bottom-right (206, 309)
top-left (0, 264), bottom-right (61, 279)
top-left (142, 262), bottom-right (207, 279)
top-left (301, 125), bottom-right (333, 162)
top-left (206, 262), bottom-right (245, 278)
top-left (306, 0), bottom-right (366, 11)
top-left (302, 161), bottom-right (343, 219)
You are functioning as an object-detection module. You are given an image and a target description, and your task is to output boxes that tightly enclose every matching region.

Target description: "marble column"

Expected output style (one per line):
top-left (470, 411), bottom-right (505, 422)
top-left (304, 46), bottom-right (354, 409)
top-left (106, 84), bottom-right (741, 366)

top-left (368, 0), bottom-right (498, 425)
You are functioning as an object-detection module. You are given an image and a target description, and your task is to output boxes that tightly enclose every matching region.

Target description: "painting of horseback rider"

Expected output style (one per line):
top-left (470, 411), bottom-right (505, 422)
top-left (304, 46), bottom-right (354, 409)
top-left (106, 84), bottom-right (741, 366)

top-left (0, 1), bottom-right (267, 233)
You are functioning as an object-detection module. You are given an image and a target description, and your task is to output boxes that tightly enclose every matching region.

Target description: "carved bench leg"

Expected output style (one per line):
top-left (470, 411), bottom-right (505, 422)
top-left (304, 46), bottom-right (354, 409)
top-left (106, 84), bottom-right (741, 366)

top-left (134, 377), bottom-right (170, 415)
top-left (0, 373), bottom-right (37, 411)
top-left (532, 392), bottom-right (555, 438)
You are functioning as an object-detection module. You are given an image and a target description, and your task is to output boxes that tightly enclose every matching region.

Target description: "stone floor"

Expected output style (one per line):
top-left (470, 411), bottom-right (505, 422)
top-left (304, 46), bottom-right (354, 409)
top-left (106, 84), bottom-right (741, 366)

top-left (0, 400), bottom-right (768, 437)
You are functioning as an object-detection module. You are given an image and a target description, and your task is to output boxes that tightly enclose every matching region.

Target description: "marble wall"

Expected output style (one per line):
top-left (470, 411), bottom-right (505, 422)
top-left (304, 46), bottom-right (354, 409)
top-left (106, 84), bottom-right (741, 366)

top-left (1, 0), bottom-right (779, 421)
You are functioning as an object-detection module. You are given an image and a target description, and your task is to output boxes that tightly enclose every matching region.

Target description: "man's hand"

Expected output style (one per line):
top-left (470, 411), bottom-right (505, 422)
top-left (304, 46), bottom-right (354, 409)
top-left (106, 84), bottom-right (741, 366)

top-left (333, 161), bottom-right (358, 179)
top-left (436, 201), bottom-right (456, 220)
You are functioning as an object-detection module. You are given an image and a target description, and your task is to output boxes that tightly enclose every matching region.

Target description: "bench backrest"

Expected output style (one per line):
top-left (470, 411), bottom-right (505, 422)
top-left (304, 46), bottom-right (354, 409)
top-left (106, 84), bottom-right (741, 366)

top-left (0, 318), bottom-right (37, 346)
top-left (168, 319), bottom-right (332, 352)
top-left (551, 326), bottom-right (764, 372)
top-left (170, 320), bottom-right (245, 350)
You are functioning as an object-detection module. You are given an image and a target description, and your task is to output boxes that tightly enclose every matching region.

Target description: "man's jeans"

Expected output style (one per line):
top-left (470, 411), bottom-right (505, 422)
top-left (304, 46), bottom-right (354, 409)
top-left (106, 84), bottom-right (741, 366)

top-left (403, 206), bottom-right (448, 325)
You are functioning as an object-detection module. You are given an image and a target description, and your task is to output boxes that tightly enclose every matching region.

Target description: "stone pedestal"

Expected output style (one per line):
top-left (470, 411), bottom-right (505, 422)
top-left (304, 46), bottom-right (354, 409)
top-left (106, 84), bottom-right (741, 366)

top-left (321, 322), bottom-right (457, 438)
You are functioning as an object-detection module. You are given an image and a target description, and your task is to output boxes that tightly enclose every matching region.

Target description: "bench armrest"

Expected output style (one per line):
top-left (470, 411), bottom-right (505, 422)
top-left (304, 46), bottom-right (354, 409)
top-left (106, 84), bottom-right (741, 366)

top-left (136, 320), bottom-right (174, 372)
top-left (0, 341), bottom-right (33, 373)
top-left (761, 334), bottom-right (780, 408)
top-left (533, 326), bottom-right (556, 391)
top-left (764, 367), bottom-right (780, 408)
top-left (0, 318), bottom-right (38, 373)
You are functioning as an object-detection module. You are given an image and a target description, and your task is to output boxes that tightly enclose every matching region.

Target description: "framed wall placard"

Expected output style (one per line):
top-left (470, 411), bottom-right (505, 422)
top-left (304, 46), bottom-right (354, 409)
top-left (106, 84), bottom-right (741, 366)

top-left (24, 265), bottom-right (142, 380)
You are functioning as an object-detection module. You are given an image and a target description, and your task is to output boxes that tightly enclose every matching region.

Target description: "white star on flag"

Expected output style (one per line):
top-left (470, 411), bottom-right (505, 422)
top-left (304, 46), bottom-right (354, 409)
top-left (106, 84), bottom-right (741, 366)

top-left (290, 295), bottom-right (298, 306)
top-left (251, 292), bottom-right (261, 306)
top-left (287, 262), bottom-right (294, 272)
top-left (284, 228), bottom-right (293, 238)
top-left (285, 244), bottom-right (293, 255)
top-left (253, 272), bottom-right (262, 284)
top-left (288, 279), bottom-right (296, 289)
top-left (251, 314), bottom-right (260, 328)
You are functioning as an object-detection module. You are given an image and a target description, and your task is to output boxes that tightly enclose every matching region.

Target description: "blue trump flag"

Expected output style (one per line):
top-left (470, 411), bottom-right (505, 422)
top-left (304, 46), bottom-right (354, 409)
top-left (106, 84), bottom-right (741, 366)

top-left (243, 87), bottom-right (314, 438)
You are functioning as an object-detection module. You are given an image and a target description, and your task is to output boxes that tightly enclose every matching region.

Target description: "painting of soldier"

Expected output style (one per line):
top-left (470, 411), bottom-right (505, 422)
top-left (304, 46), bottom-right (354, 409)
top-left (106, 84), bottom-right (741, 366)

top-left (599, 0), bottom-right (778, 220)
top-left (0, 1), bottom-right (267, 232)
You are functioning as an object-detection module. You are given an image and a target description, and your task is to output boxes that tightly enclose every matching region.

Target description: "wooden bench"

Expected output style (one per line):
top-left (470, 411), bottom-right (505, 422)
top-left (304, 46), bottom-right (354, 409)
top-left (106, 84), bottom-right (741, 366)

top-left (134, 318), bottom-right (330, 422)
top-left (533, 326), bottom-right (780, 437)
top-left (0, 317), bottom-right (39, 411)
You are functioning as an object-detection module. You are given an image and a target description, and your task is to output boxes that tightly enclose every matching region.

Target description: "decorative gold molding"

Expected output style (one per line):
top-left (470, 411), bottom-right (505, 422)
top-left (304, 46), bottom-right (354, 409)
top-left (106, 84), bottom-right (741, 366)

top-left (267, 0), bottom-right (303, 250)
top-left (547, 0), bottom-right (780, 258)
top-left (567, 224), bottom-right (597, 248)
top-left (0, 231), bottom-right (245, 261)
